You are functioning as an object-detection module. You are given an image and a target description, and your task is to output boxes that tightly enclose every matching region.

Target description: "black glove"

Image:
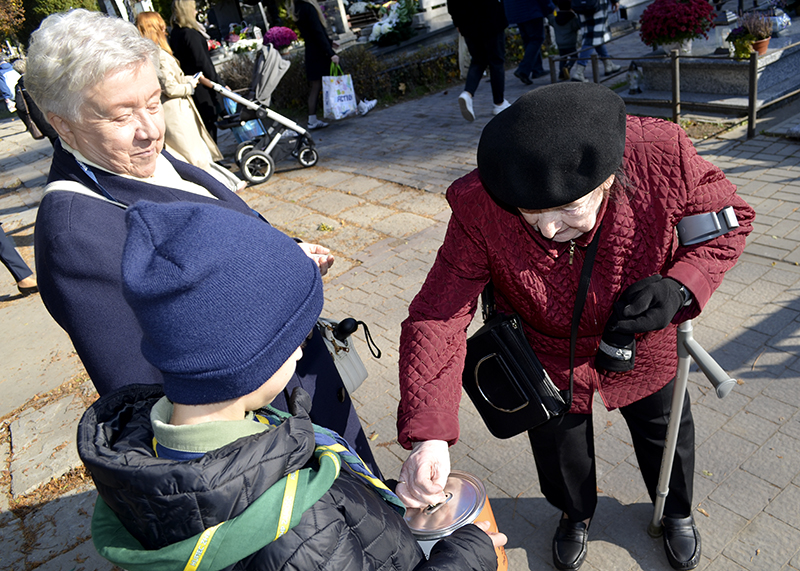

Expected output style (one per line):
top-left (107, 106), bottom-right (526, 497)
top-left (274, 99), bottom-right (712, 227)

top-left (609, 275), bottom-right (685, 335)
top-left (288, 386), bottom-right (313, 417)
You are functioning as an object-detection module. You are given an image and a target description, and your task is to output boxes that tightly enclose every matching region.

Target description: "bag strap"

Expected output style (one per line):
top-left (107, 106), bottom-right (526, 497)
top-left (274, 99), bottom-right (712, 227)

top-left (479, 222), bottom-right (603, 406)
top-left (567, 222), bottom-right (603, 406)
top-left (329, 62), bottom-right (344, 76)
top-left (43, 180), bottom-right (128, 209)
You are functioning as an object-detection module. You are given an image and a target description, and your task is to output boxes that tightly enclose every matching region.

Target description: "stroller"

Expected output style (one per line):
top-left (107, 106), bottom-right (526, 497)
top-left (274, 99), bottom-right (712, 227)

top-left (204, 44), bottom-right (319, 185)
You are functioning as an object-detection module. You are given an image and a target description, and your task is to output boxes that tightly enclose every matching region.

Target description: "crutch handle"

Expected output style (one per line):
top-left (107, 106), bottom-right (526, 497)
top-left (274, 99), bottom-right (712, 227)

top-left (677, 321), bottom-right (736, 399)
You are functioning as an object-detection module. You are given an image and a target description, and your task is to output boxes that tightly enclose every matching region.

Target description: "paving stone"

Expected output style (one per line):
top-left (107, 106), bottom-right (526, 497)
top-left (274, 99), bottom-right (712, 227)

top-left (597, 460), bottom-right (649, 507)
top-left (745, 395), bottom-right (797, 426)
top-left (741, 432), bottom-right (800, 488)
top-left (32, 538), bottom-right (117, 571)
top-left (765, 483), bottom-right (800, 529)
top-left (696, 430), bottom-right (758, 484)
top-left (9, 394), bottom-right (84, 498)
top-left (763, 371), bottom-right (800, 408)
top-left (723, 409), bottom-right (781, 445)
top-left (709, 469), bottom-right (780, 520)
top-left (724, 512), bottom-right (800, 570)
top-left (24, 484), bottom-right (97, 566)
top-left (0, 512), bottom-right (26, 570)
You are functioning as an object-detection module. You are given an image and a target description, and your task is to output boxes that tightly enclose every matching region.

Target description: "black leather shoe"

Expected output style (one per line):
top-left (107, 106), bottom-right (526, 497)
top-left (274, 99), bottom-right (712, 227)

top-left (662, 516), bottom-right (701, 570)
top-left (514, 70), bottom-right (533, 85)
top-left (553, 518), bottom-right (588, 570)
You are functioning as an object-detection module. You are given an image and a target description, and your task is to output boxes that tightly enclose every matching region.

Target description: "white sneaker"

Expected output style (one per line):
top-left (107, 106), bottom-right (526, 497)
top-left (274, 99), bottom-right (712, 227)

top-left (358, 99), bottom-right (377, 115)
top-left (492, 99), bottom-right (511, 115)
top-left (307, 118), bottom-right (328, 130)
top-left (458, 91), bottom-right (475, 122)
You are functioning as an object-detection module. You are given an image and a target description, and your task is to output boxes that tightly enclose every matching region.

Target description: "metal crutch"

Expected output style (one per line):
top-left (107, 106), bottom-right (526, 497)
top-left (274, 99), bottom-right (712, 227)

top-left (647, 319), bottom-right (738, 537)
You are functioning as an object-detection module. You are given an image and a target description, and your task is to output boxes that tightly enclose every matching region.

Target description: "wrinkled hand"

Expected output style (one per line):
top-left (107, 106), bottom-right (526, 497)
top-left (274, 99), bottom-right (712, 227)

top-left (298, 242), bottom-right (335, 276)
top-left (610, 275), bottom-right (685, 334)
top-left (473, 520), bottom-right (508, 549)
top-left (331, 54), bottom-right (340, 65)
top-left (396, 440), bottom-right (450, 509)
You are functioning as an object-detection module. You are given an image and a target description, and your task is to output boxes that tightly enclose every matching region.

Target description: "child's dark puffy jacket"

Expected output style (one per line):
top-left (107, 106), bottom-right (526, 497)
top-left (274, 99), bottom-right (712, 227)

top-left (78, 384), bottom-right (497, 571)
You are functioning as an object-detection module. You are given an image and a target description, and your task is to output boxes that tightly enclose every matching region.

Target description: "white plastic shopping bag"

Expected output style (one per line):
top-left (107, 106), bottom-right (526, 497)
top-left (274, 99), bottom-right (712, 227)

top-left (322, 64), bottom-right (358, 121)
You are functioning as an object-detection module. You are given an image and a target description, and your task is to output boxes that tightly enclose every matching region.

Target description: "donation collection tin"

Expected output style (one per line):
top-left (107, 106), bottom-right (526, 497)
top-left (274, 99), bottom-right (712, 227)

top-left (403, 470), bottom-right (508, 571)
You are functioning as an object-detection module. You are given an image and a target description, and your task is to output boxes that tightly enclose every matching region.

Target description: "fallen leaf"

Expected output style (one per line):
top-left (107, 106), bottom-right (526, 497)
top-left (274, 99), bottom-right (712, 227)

top-left (369, 431), bottom-right (378, 441)
top-left (701, 470), bottom-right (713, 477)
top-left (697, 507), bottom-right (710, 517)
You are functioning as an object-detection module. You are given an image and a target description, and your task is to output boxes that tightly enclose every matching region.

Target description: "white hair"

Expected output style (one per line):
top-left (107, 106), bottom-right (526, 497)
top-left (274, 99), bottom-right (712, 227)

top-left (25, 9), bottom-right (159, 122)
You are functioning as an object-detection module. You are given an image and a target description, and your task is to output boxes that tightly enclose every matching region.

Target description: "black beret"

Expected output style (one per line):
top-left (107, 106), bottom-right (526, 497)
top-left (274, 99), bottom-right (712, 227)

top-left (477, 82), bottom-right (627, 210)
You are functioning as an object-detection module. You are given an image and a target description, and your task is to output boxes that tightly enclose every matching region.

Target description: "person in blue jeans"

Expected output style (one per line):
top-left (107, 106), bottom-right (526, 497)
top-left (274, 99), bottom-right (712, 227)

top-left (505, 0), bottom-right (555, 84)
top-left (570, 0), bottom-right (621, 82)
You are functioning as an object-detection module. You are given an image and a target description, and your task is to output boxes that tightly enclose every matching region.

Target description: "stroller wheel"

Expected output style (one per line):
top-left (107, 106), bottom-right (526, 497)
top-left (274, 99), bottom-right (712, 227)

top-left (297, 147), bottom-right (319, 168)
top-left (241, 150), bottom-right (275, 185)
top-left (235, 142), bottom-right (255, 167)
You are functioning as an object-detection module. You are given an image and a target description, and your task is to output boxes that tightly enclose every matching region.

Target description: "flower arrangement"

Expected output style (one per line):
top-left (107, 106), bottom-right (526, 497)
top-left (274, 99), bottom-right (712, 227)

top-left (264, 26), bottom-right (298, 49)
top-left (369, 0), bottom-right (417, 46)
top-left (726, 12), bottom-right (773, 58)
top-left (639, 0), bottom-right (716, 48)
top-left (738, 11), bottom-right (773, 40)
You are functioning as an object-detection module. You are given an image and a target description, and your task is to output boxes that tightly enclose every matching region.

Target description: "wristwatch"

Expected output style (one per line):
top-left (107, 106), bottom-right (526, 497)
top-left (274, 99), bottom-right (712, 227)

top-left (678, 284), bottom-right (693, 306)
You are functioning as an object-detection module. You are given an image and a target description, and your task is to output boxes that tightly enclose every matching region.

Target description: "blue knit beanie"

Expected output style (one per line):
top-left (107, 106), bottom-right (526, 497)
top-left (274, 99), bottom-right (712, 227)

top-left (121, 201), bottom-right (324, 405)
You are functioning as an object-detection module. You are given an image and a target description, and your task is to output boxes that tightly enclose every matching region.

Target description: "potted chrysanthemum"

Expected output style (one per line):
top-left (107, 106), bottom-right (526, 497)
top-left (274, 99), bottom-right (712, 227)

top-left (639, 0), bottom-right (716, 54)
top-left (264, 26), bottom-right (299, 54)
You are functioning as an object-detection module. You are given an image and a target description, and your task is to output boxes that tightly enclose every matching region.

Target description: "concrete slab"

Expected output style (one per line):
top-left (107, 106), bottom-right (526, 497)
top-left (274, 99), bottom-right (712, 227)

top-left (9, 393), bottom-right (86, 497)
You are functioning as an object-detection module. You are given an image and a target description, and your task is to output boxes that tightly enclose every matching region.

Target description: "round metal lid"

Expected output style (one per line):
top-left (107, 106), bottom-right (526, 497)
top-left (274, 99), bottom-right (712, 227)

top-left (403, 470), bottom-right (487, 540)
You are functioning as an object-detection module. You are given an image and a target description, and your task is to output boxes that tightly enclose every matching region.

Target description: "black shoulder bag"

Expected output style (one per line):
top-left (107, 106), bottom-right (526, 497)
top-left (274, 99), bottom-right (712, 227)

top-left (462, 224), bottom-right (602, 439)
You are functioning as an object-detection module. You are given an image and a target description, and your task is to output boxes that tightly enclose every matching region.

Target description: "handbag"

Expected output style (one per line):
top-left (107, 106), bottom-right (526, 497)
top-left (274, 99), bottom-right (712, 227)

top-left (462, 224), bottom-right (603, 439)
top-left (317, 317), bottom-right (381, 394)
top-left (322, 63), bottom-right (358, 121)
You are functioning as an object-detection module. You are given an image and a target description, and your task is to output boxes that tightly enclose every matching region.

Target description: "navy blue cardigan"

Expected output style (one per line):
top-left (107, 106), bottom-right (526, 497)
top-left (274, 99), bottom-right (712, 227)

top-left (36, 142), bottom-right (255, 394)
top-left (35, 143), bottom-right (382, 474)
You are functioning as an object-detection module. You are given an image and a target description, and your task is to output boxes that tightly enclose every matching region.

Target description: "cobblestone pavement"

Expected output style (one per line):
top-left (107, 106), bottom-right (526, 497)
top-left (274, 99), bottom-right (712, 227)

top-left (3, 30), bottom-right (800, 570)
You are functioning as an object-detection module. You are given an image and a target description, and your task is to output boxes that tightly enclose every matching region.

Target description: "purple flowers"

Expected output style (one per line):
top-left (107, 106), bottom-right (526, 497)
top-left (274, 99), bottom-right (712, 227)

top-left (264, 26), bottom-right (298, 49)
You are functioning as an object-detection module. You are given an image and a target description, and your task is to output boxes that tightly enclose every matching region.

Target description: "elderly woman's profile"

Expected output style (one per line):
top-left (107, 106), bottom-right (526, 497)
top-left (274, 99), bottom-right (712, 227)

top-left (25, 9), bottom-right (381, 475)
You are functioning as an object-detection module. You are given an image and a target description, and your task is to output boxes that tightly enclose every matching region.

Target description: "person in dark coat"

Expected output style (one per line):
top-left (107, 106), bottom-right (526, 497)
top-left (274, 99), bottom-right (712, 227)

top-left (169, 0), bottom-right (223, 141)
top-left (505, 0), bottom-right (555, 84)
top-left (1, 223), bottom-right (38, 295)
top-left (447, 0), bottom-right (510, 122)
top-left (77, 199), bottom-right (504, 571)
top-left (289, 0), bottom-right (340, 130)
top-left (12, 59), bottom-right (58, 145)
top-left (26, 8), bottom-right (383, 477)
top-left (394, 83), bottom-right (754, 571)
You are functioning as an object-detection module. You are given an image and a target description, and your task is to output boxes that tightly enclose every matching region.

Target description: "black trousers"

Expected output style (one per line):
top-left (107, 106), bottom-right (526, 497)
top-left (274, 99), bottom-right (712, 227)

top-left (528, 378), bottom-right (695, 521)
top-left (1, 225), bottom-right (33, 283)
top-left (464, 31), bottom-right (506, 105)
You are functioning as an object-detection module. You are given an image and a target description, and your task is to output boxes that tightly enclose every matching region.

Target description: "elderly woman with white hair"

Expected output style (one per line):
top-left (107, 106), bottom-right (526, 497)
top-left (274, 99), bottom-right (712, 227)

top-left (26, 9), bottom-right (383, 476)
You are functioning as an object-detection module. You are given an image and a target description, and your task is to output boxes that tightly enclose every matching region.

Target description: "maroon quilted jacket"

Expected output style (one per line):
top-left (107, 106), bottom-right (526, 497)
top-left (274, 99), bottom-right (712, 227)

top-left (397, 116), bottom-right (755, 449)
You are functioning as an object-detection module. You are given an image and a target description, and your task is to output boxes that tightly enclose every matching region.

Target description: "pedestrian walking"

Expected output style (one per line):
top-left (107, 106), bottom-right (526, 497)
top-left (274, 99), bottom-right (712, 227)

top-left (506, 0), bottom-right (555, 85)
top-left (447, 0), bottom-right (510, 121)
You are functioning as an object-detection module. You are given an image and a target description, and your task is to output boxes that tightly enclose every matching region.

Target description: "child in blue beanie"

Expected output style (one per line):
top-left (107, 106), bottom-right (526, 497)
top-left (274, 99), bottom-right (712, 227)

top-left (77, 200), bottom-right (502, 571)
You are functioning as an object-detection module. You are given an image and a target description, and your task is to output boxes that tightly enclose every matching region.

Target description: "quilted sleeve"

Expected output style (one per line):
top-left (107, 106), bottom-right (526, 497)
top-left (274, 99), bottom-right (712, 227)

top-left (397, 198), bottom-right (491, 450)
top-left (660, 122), bottom-right (755, 317)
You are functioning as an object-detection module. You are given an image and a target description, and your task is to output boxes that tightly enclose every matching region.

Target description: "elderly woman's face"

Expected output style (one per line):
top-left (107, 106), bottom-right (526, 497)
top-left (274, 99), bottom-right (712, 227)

top-left (53, 62), bottom-right (165, 178)
top-left (519, 175), bottom-right (613, 242)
